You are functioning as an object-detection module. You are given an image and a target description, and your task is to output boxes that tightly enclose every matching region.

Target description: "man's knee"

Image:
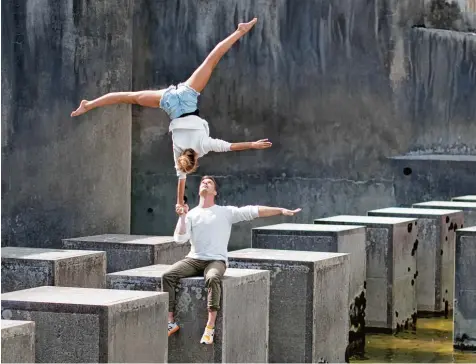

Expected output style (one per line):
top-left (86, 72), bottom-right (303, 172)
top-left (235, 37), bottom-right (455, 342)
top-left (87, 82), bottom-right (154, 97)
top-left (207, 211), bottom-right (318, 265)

top-left (205, 274), bottom-right (222, 287)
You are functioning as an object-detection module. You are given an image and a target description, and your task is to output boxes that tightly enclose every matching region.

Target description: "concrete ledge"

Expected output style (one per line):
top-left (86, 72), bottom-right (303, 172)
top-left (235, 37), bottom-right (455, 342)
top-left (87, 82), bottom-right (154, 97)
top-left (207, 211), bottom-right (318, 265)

top-left (229, 249), bottom-right (350, 363)
top-left (1, 247), bottom-right (106, 293)
top-left (108, 264), bottom-right (270, 363)
top-left (453, 195), bottom-right (476, 203)
top-left (62, 234), bottom-right (190, 272)
top-left (454, 227), bottom-right (476, 350)
top-left (251, 223), bottom-right (366, 357)
top-left (413, 201), bottom-right (476, 227)
top-left (315, 215), bottom-right (418, 332)
top-left (368, 207), bottom-right (463, 315)
top-left (1, 320), bottom-right (35, 363)
top-left (1, 286), bottom-right (168, 363)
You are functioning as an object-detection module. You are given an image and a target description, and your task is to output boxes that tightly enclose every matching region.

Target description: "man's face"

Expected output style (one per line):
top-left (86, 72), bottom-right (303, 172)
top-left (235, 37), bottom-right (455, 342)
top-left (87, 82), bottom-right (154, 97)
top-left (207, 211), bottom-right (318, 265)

top-left (199, 178), bottom-right (217, 196)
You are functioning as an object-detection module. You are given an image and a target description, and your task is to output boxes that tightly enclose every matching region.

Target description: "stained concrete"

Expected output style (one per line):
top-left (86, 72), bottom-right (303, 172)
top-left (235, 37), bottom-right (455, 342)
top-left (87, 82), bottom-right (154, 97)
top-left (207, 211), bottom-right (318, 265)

top-left (108, 265), bottom-right (270, 363)
top-left (368, 207), bottom-right (464, 314)
top-left (1, 320), bottom-right (35, 363)
top-left (228, 249), bottom-right (349, 363)
top-left (2, 0), bottom-right (133, 249)
top-left (453, 195), bottom-right (476, 203)
top-left (413, 201), bottom-right (476, 227)
top-left (454, 226), bottom-right (476, 350)
top-left (251, 223), bottom-right (366, 356)
top-left (1, 286), bottom-right (168, 363)
top-left (315, 215), bottom-right (418, 332)
top-left (130, 0), bottom-right (476, 250)
top-left (62, 234), bottom-right (189, 272)
top-left (1, 247), bottom-right (106, 293)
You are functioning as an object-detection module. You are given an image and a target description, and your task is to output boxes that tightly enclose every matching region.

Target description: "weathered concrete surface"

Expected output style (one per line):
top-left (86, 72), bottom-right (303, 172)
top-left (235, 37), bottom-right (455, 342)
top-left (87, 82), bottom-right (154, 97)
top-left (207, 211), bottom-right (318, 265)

top-left (453, 195), bottom-right (476, 203)
top-left (454, 226), bottom-right (476, 350)
top-left (130, 0), bottom-right (476, 250)
top-left (252, 223), bottom-right (366, 356)
top-left (228, 249), bottom-right (349, 363)
top-left (108, 264), bottom-right (270, 363)
top-left (315, 215), bottom-right (418, 332)
top-left (368, 207), bottom-right (463, 315)
top-left (391, 155), bottom-right (476, 208)
top-left (1, 247), bottom-right (106, 293)
top-left (413, 201), bottom-right (476, 227)
top-left (1, 286), bottom-right (168, 363)
top-left (62, 234), bottom-right (189, 272)
top-left (1, 0), bottom-right (132, 248)
top-left (1, 320), bottom-right (35, 363)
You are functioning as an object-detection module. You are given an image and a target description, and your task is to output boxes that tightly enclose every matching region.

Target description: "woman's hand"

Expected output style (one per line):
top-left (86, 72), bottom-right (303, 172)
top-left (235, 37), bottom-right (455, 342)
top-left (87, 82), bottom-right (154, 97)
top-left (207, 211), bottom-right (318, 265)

top-left (251, 139), bottom-right (272, 149)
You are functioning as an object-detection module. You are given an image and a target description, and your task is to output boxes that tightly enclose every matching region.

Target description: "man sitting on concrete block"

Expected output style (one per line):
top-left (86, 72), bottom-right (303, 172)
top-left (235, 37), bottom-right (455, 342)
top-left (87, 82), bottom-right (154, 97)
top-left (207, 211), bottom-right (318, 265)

top-left (165, 175), bottom-right (301, 344)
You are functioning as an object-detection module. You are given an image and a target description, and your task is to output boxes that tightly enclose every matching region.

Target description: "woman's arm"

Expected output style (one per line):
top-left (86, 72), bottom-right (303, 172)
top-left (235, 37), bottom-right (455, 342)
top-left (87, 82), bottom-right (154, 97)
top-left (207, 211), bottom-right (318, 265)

top-left (230, 139), bottom-right (272, 151)
top-left (176, 178), bottom-right (186, 206)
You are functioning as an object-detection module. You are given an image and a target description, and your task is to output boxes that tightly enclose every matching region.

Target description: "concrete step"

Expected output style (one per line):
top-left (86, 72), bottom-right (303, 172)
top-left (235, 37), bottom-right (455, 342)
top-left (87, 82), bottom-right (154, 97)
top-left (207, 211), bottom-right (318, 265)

top-left (107, 264), bottom-right (270, 363)
top-left (62, 234), bottom-right (190, 272)
top-left (454, 226), bottom-right (476, 351)
top-left (251, 222), bottom-right (366, 357)
top-left (413, 201), bottom-right (476, 227)
top-left (1, 247), bottom-right (106, 293)
top-left (452, 195), bottom-right (476, 203)
top-left (228, 249), bottom-right (350, 363)
top-left (1, 286), bottom-right (168, 363)
top-left (1, 320), bottom-right (35, 363)
top-left (315, 215), bottom-right (418, 333)
top-left (368, 207), bottom-right (463, 315)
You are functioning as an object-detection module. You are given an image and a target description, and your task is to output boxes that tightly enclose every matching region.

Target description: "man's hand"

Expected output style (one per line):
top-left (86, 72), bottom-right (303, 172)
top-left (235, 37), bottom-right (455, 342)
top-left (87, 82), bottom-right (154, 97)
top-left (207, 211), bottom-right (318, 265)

top-left (176, 204), bottom-right (189, 216)
top-left (281, 208), bottom-right (302, 216)
top-left (252, 139), bottom-right (272, 149)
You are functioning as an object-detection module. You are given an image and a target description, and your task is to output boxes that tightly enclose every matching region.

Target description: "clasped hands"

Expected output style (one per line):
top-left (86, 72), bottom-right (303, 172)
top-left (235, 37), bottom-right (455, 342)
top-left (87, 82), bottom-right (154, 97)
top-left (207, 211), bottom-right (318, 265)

top-left (176, 203), bottom-right (189, 216)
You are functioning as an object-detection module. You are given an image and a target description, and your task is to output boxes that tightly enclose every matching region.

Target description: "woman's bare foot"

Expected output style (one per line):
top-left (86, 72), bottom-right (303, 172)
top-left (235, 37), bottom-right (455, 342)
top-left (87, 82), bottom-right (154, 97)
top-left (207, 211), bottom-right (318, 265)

top-left (71, 100), bottom-right (90, 117)
top-left (237, 18), bottom-right (257, 34)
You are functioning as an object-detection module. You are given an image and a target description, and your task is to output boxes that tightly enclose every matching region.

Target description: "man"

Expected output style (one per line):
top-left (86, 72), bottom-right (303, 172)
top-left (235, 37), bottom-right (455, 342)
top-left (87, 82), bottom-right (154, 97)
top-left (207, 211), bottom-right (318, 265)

top-left (163, 175), bottom-right (301, 344)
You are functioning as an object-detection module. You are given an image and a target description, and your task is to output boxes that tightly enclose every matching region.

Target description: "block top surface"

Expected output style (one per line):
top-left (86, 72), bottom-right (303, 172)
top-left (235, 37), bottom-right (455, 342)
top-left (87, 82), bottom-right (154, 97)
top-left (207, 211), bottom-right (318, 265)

top-left (228, 248), bottom-right (347, 263)
top-left (413, 201), bottom-right (476, 210)
top-left (457, 226), bottom-right (476, 234)
top-left (253, 223), bottom-right (365, 233)
top-left (390, 154), bottom-right (476, 161)
top-left (63, 234), bottom-right (174, 245)
top-left (1, 247), bottom-right (104, 260)
top-left (453, 195), bottom-right (476, 202)
top-left (1, 286), bottom-right (164, 306)
top-left (315, 215), bottom-right (417, 226)
top-left (368, 207), bottom-right (463, 217)
top-left (1, 320), bottom-right (34, 330)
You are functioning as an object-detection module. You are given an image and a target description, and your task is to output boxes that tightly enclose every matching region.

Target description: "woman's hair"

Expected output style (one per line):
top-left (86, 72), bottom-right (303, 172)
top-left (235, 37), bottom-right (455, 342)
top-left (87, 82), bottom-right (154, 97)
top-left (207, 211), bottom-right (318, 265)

top-left (177, 148), bottom-right (199, 174)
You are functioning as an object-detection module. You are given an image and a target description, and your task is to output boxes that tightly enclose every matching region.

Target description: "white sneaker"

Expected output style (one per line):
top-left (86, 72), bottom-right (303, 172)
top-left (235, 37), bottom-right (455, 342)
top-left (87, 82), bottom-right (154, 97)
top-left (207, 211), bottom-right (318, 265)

top-left (168, 322), bottom-right (179, 337)
top-left (200, 326), bottom-right (215, 344)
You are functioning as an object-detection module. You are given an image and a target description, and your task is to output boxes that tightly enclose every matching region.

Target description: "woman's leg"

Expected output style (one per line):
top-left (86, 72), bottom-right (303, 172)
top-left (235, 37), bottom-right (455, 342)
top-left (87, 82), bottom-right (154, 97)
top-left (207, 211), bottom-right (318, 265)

top-left (185, 17), bottom-right (257, 93)
top-left (71, 89), bottom-right (165, 117)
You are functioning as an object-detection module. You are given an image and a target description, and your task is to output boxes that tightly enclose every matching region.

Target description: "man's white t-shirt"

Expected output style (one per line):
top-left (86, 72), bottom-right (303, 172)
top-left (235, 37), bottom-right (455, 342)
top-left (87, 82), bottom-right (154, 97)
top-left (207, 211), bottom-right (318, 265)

top-left (174, 204), bottom-right (259, 263)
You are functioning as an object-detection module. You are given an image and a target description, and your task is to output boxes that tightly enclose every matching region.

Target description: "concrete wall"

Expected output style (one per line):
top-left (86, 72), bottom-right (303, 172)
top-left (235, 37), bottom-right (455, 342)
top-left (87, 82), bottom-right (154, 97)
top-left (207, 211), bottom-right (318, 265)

top-left (1, 0), bottom-right (133, 247)
top-left (130, 0), bottom-right (476, 250)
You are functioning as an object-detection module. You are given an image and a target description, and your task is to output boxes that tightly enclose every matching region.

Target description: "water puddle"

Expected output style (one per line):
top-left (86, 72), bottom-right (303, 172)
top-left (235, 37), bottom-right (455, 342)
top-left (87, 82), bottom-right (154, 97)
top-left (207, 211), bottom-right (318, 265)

top-left (352, 317), bottom-right (476, 363)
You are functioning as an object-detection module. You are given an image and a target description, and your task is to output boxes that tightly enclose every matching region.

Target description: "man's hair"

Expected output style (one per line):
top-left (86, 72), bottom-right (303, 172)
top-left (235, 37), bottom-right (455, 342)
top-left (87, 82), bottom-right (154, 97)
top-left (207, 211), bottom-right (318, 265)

top-left (201, 175), bottom-right (219, 196)
top-left (177, 148), bottom-right (199, 174)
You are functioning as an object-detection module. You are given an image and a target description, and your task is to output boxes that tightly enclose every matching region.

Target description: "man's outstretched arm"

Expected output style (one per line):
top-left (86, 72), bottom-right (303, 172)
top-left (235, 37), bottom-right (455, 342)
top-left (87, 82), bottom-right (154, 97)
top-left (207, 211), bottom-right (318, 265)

top-left (257, 206), bottom-right (302, 217)
top-left (229, 205), bottom-right (301, 224)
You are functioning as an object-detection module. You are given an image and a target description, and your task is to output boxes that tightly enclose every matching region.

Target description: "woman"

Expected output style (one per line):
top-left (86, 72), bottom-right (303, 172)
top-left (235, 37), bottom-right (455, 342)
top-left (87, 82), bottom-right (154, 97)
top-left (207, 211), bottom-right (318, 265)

top-left (71, 17), bottom-right (271, 213)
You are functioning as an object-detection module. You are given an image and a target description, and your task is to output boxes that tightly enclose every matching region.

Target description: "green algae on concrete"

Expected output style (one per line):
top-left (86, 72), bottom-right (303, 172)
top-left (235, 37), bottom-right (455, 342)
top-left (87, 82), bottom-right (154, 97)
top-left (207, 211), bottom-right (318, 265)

top-left (352, 317), bottom-right (476, 363)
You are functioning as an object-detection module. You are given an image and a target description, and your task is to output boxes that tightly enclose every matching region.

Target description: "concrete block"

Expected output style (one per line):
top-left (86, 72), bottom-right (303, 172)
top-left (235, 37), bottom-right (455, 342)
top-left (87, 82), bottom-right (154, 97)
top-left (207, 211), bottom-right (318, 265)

top-left (314, 215), bottom-right (417, 332)
top-left (1, 320), bottom-right (35, 363)
top-left (228, 249), bottom-right (350, 363)
top-left (108, 264), bottom-right (270, 363)
top-left (1, 247), bottom-right (106, 293)
top-left (62, 234), bottom-right (190, 272)
top-left (453, 195), bottom-right (476, 203)
top-left (1, 286), bottom-right (168, 363)
top-left (413, 201), bottom-right (476, 227)
top-left (454, 227), bottom-right (476, 350)
top-left (368, 208), bottom-right (464, 315)
top-left (251, 223), bottom-right (366, 356)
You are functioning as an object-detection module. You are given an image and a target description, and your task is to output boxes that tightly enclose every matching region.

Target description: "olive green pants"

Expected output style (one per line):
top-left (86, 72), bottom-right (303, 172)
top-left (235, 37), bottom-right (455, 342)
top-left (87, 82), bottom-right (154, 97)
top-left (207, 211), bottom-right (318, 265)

top-left (162, 257), bottom-right (226, 312)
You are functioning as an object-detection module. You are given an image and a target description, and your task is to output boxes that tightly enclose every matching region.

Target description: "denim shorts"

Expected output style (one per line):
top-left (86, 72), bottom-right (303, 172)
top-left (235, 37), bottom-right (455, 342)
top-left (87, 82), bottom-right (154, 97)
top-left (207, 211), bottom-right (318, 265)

top-left (160, 83), bottom-right (200, 120)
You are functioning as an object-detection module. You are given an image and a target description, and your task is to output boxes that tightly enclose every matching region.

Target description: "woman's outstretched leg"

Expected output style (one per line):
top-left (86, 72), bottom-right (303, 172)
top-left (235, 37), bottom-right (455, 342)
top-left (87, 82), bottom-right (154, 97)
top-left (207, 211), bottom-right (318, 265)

top-left (71, 90), bottom-right (164, 117)
top-left (185, 17), bottom-right (257, 93)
